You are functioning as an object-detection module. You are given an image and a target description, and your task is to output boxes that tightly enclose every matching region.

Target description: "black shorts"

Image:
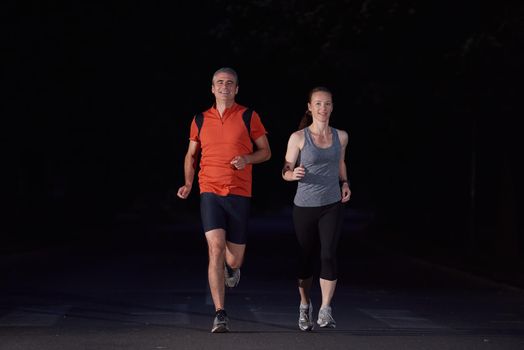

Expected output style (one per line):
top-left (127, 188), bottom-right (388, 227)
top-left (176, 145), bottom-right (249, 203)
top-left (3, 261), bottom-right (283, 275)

top-left (200, 192), bottom-right (251, 244)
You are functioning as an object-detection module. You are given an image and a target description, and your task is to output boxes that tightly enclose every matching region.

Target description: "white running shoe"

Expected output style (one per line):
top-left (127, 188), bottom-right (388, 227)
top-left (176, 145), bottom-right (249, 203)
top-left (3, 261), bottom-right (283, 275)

top-left (224, 264), bottom-right (240, 288)
top-left (211, 309), bottom-right (230, 333)
top-left (317, 306), bottom-right (336, 328)
top-left (298, 301), bottom-right (314, 331)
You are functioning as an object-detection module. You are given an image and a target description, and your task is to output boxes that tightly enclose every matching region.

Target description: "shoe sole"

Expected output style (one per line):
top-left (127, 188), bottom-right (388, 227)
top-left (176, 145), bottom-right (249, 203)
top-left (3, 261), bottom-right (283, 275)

top-left (211, 324), bottom-right (230, 333)
top-left (299, 325), bottom-right (314, 331)
top-left (318, 323), bottom-right (336, 328)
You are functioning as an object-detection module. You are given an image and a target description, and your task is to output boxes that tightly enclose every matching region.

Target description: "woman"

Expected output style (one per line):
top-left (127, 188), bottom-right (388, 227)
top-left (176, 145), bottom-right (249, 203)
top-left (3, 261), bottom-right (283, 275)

top-left (282, 86), bottom-right (351, 331)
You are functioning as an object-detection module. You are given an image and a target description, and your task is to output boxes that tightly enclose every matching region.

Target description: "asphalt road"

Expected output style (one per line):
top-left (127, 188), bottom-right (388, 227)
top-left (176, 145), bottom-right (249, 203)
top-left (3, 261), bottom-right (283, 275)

top-left (1, 211), bottom-right (524, 350)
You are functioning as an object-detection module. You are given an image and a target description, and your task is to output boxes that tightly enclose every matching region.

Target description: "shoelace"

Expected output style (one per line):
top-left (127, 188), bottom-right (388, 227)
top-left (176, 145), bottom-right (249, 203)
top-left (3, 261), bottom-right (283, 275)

top-left (319, 309), bottom-right (334, 323)
top-left (216, 310), bottom-right (227, 321)
top-left (299, 309), bottom-right (309, 320)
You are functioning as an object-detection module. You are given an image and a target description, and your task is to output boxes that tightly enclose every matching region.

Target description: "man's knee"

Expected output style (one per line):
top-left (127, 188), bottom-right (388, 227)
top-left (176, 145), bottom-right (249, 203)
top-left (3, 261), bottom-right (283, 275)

top-left (208, 243), bottom-right (225, 258)
top-left (225, 243), bottom-right (245, 268)
top-left (206, 231), bottom-right (226, 260)
top-left (227, 259), bottom-right (242, 269)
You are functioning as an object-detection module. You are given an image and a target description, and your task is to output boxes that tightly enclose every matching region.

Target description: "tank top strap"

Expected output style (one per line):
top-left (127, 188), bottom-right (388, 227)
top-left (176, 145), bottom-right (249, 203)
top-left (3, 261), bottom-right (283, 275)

top-left (331, 127), bottom-right (340, 146)
top-left (303, 127), bottom-right (313, 146)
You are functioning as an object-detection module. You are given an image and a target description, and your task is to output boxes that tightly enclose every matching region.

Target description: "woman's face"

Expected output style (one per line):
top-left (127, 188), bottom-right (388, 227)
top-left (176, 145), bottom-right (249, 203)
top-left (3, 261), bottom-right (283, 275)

top-left (308, 91), bottom-right (333, 123)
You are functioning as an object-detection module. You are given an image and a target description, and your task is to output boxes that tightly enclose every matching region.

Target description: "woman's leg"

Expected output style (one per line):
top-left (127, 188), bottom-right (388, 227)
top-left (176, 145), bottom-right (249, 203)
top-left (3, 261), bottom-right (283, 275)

top-left (293, 205), bottom-right (320, 301)
top-left (293, 205), bottom-right (321, 331)
top-left (318, 202), bottom-right (343, 308)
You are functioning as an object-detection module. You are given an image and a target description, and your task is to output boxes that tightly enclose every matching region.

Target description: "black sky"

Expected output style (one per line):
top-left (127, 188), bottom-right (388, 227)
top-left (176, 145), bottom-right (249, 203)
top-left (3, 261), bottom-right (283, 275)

top-left (3, 1), bottom-right (523, 267)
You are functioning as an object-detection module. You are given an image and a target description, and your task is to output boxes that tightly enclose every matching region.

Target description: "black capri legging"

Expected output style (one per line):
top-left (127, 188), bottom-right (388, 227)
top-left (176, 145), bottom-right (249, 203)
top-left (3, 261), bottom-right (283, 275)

top-left (292, 201), bottom-right (344, 281)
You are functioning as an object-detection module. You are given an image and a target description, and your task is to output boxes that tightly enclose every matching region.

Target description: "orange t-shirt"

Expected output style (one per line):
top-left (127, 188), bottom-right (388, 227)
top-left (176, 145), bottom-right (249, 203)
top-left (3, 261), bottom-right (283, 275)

top-left (189, 103), bottom-right (268, 197)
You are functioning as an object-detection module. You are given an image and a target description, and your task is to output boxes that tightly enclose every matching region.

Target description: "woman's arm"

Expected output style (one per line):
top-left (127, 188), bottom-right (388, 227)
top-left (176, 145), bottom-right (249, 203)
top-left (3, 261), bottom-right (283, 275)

top-left (338, 130), bottom-right (351, 202)
top-left (282, 131), bottom-right (305, 181)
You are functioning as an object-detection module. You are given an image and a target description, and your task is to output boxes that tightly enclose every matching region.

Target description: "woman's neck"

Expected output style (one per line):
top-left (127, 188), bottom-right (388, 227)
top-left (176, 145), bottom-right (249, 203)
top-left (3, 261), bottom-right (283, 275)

top-left (309, 122), bottom-right (330, 135)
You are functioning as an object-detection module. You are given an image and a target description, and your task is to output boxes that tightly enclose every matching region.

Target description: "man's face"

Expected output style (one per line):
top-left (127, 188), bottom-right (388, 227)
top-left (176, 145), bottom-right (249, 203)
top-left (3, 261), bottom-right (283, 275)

top-left (211, 72), bottom-right (238, 103)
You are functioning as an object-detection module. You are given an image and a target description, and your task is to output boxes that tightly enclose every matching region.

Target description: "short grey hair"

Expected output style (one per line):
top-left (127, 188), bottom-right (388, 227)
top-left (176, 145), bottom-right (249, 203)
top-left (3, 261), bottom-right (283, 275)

top-left (212, 67), bottom-right (239, 85)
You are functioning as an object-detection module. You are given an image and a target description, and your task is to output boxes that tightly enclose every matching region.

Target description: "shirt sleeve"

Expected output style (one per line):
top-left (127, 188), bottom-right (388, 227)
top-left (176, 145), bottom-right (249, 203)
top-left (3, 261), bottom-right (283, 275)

top-left (189, 116), bottom-right (200, 142)
top-left (249, 111), bottom-right (267, 141)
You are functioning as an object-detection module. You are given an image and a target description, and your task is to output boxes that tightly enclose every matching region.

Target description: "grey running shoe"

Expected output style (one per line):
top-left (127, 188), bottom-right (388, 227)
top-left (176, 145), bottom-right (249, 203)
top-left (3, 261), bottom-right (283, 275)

top-left (224, 264), bottom-right (240, 288)
top-left (211, 309), bottom-right (230, 333)
top-left (298, 301), bottom-right (314, 331)
top-left (317, 306), bottom-right (336, 328)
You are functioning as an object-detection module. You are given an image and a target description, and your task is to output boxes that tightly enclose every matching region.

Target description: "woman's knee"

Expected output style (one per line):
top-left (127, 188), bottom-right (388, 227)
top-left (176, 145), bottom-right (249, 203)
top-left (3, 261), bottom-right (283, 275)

top-left (320, 254), bottom-right (338, 280)
top-left (319, 267), bottom-right (338, 281)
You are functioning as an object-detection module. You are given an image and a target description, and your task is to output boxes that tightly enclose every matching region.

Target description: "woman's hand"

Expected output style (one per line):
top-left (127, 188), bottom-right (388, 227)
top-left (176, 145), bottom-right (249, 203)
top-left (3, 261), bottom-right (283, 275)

top-left (290, 164), bottom-right (306, 180)
top-left (341, 182), bottom-right (351, 202)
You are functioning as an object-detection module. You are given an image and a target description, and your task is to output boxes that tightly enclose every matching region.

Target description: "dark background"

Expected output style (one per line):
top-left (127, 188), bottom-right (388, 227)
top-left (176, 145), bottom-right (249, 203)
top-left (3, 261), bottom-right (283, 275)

top-left (3, 1), bottom-right (523, 282)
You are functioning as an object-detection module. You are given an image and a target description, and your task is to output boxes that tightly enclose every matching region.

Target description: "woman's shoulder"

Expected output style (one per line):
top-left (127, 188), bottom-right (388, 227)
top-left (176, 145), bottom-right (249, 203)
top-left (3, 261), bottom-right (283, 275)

top-left (333, 128), bottom-right (349, 144)
top-left (291, 128), bottom-right (306, 139)
top-left (288, 128), bottom-right (306, 146)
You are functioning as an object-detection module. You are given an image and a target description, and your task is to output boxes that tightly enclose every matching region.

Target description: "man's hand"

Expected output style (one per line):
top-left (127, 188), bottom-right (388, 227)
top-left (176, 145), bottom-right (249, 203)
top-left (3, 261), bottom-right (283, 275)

top-left (177, 184), bottom-right (192, 199)
top-left (230, 155), bottom-right (248, 170)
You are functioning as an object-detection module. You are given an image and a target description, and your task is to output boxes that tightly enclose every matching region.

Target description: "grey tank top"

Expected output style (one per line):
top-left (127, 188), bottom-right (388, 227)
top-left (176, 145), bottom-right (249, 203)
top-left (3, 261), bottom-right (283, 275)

top-left (294, 127), bottom-right (342, 207)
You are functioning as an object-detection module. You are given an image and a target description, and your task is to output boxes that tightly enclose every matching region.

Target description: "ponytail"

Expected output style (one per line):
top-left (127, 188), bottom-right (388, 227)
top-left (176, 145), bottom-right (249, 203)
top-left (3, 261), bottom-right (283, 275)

top-left (298, 111), bottom-right (312, 130)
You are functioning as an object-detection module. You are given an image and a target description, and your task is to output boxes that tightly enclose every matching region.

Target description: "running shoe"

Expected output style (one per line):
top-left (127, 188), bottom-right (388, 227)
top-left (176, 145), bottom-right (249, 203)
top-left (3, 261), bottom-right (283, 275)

top-left (298, 301), bottom-right (314, 331)
top-left (317, 306), bottom-right (336, 328)
top-left (211, 309), bottom-right (230, 333)
top-left (224, 263), bottom-right (241, 288)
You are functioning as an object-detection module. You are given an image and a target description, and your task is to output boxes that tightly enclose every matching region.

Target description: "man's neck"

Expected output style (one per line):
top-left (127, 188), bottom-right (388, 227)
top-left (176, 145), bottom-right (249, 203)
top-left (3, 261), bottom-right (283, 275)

top-left (216, 100), bottom-right (235, 118)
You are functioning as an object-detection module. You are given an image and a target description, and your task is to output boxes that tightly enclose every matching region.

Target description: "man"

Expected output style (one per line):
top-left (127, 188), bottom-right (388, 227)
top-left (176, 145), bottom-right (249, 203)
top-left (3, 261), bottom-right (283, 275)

top-left (177, 67), bottom-right (271, 333)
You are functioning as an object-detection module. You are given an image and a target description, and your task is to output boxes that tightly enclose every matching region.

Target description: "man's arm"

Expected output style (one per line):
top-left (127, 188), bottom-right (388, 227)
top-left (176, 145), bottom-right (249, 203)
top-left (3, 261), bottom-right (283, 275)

top-left (230, 134), bottom-right (271, 169)
top-left (177, 140), bottom-right (201, 199)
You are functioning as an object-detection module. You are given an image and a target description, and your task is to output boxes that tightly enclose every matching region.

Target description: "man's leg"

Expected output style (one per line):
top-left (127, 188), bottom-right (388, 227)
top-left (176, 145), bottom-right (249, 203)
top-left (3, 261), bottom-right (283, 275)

top-left (205, 229), bottom-right (227, 310)
top-left (222, 194), bottom-right (249, 287)
top-left (225, 241), bottom-right (245, 269)
top-left (224, 241), bottom-right (245, 287)
top-left (201, 193), bottom-right (235, 332)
